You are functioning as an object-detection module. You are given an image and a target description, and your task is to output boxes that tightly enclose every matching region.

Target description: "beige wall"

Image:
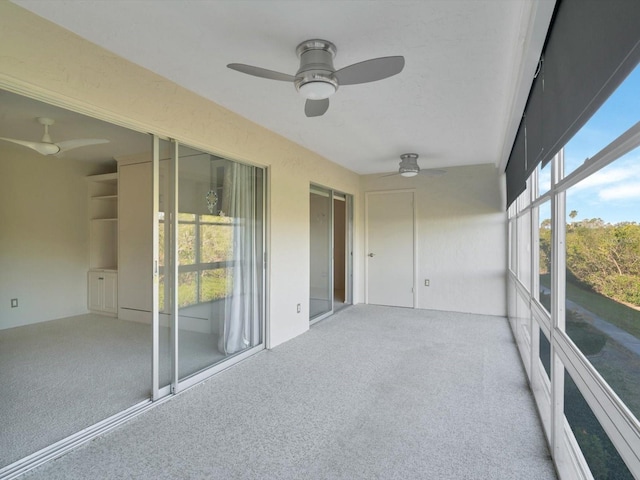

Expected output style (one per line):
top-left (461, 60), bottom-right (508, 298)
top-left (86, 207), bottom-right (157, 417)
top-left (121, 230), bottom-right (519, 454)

top-left (0, 2), bottom-right (362, 347)
top-left (0, 143), bottom-right (107, 329)
top-left (361, 164), bottom-right (507, 316)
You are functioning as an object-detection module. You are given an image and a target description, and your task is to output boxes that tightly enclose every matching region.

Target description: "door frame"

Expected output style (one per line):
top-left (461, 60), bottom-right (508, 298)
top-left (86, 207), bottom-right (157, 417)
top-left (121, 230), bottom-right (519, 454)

top-left (364, 189), bottom-right (417, 308)
top-left (309, 184), bottom-right (354, 324)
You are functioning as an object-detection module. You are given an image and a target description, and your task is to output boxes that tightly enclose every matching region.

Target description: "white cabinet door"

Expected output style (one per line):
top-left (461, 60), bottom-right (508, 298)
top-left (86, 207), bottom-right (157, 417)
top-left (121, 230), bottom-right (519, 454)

top-left (88, 270), bottom-right (118, 316)
top-left (88, 271), bottom-right (104, 311)
top-left (103, 272), bottom-right (118, 315)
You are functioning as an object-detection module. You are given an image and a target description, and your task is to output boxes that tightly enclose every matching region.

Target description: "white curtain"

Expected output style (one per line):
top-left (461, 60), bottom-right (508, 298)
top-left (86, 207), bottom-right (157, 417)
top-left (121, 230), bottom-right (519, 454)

top-left (218, 162), bottom-right (259, 355)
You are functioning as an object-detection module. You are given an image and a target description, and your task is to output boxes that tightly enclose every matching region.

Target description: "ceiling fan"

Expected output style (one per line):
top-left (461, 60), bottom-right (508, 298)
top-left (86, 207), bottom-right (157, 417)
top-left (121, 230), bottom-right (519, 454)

top-left (383, 153), bottom-right (446, 177)
top-left (227, 39), bottom-right (404, 117)
top-left (0, 117), bottom-right (109, 156)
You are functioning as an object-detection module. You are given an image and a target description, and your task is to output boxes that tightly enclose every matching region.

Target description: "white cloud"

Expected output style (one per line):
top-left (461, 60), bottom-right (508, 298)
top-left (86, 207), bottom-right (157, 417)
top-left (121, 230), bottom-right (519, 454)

top-left (570, 153), bottom-right (640, 193)
top-left (599, 181), bottom-right (640, 201)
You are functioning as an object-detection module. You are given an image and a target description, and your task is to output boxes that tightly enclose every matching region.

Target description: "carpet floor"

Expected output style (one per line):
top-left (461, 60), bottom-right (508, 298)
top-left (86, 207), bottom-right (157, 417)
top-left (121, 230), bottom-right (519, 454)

top-left (20, 305), bottom-right (556, 479)
top-left (0, 314), bottom-right (225, 467)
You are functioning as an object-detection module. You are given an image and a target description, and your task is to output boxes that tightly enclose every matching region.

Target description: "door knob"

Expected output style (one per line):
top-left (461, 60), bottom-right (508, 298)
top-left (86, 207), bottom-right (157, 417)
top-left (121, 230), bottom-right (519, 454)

top-left (368, 253), bottom-right (375, 257)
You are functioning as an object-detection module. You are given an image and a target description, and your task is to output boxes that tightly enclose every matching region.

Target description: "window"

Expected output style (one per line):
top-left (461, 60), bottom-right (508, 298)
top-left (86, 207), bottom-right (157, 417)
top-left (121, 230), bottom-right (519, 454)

top-left (565, 146), bottom-right (640, 421)
top-left (507, 57), bottom-right (640, 480)
top-left (537, 200), bottom-right (552, 312)
top-left (564, 370), bottom-right (633, 480)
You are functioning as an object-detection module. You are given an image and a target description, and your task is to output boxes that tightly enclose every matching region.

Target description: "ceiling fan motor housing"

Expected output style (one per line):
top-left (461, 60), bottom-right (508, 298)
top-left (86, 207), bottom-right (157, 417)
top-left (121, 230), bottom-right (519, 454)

top-left (294, 39), bottom-right (339, 99)
top-left (399, 153), bottom-right (420, 175)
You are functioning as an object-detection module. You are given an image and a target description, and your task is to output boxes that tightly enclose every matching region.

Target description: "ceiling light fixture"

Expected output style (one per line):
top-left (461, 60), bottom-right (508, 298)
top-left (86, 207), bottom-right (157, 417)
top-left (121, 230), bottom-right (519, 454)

top-left (297, 79), bottom-right (337, 100)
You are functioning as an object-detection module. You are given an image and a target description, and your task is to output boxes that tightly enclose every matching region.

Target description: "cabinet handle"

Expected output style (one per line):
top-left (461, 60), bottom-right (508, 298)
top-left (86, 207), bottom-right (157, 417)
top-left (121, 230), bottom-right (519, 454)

top-left (98, 277), bottom-right (104, 280)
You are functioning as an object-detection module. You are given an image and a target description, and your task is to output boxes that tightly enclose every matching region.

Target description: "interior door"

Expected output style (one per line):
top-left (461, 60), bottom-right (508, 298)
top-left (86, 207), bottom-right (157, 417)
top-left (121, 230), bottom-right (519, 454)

top-left (366, 191), bottom-right (415, 307)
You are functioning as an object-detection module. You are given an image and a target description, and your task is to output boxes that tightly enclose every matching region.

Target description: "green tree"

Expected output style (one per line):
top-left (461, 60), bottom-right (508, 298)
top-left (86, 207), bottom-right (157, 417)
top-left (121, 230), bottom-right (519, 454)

top-left (565, 220), bottom-right (640, 306)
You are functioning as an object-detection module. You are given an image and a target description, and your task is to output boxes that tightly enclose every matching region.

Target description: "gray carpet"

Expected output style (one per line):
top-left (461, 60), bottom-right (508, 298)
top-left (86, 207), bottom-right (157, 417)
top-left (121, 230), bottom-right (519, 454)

top-left (22, 306), bottom-right (556, 479)
top-left (0, 314), bottom-right (225, 467)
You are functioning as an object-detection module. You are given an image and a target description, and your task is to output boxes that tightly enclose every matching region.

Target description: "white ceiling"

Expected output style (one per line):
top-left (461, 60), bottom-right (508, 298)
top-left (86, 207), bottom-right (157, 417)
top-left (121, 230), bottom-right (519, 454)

top-left (9, 0), bottom-right (554, 174)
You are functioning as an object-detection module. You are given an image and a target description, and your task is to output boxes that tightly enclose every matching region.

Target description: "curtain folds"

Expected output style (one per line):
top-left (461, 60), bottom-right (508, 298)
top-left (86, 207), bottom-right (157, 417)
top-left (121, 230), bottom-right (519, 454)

top-left (218, 163), bottom-right (259, 355)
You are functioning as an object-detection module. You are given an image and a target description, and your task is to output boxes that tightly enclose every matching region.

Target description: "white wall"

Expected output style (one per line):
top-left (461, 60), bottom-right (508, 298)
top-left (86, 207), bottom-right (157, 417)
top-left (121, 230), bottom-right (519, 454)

top-left (0, 144), bottom-right (108, 329)
top-left (361, 164), bottom-right (507, 316)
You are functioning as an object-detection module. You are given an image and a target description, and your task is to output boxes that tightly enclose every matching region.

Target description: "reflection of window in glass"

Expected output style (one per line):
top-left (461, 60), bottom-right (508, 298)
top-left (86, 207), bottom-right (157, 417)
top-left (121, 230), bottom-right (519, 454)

top-left (563, 64), bottom-right (640, 177)
top-left (199, 268), bottom-right (232, 302)
top-left (539, 328), bottom-right (551, 378)
top-left (200, 215), bottom-right (233, 263)
top-left (564, 370), bottom-right (634, 480)
top-left (538, 201), bottom-right (552, 311)
top-left (565, 150), bottom-right (640, 421)
top-left (178, 271), bottom-right (197, 308)
top-left (175, 213), bottom-right (235, 308)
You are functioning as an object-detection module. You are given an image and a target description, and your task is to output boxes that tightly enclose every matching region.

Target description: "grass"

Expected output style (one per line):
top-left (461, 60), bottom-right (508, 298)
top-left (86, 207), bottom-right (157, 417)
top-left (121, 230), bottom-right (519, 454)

top-left (540, 274), bottom-right (640, 339)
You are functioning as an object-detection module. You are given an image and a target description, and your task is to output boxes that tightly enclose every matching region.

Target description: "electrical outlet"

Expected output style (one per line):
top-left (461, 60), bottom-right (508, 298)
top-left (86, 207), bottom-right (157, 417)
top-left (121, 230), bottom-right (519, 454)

top-left (296, 303), bottom-right (301, 313)
top-left (11, 298), bottom-right (18, 308)
top-left (424, 280), bottom-right (430, 287)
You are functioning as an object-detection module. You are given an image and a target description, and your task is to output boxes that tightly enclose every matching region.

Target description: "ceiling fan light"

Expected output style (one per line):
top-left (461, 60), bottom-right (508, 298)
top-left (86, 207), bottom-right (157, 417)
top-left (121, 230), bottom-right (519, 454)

top-left (40, 143), bottom-right (61, 155)
top-left (298, 80), bottom-right (336, 100)
top-left (400, 170), bottom-right (418, 177)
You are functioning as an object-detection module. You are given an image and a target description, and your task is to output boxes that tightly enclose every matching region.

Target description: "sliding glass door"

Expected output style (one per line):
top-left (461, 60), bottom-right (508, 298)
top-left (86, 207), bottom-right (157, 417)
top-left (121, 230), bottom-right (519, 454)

top-left (309, 186), bottom-right (353, 322)
top-left (310, 186), bottom-right (333, 320)
top-left (153, 137), bottom-right (264, 398)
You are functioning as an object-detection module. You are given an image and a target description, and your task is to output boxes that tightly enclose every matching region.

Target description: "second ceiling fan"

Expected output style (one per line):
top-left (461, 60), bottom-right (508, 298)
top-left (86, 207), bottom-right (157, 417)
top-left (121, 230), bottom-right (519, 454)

top-left (228, 39), bottom-right (404, 117)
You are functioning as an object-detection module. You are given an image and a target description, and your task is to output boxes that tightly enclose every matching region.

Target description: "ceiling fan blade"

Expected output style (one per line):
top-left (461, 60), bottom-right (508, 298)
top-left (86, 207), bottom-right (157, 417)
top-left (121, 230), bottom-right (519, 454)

top-left (420, 169), bottom-right (446, 176)
top-left (305, 98), bottom-right (330, 117)
top-left (380, 172), bottom-right (400, 177)
top-left (335, 56), bottom-right (405, 86)
top-left (227, 63), bottom-right (296, 82)
top-left (56, 138), bottom-right (109, 154)
top-left (0, 137), bottom-right (60, 155)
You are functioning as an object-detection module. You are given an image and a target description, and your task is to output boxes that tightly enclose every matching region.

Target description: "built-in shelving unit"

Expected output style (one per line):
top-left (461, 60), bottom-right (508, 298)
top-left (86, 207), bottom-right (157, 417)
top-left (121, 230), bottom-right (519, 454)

top-left (87, 172), bottom-right (118, 315)
top-left (87, 172), bottom-right (118, 270)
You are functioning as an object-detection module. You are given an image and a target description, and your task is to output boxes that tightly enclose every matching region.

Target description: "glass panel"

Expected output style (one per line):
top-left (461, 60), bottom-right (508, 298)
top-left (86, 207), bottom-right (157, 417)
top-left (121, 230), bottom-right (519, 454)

top-left (538, 160), bottom-right (552, 196)
top-left (564, 64), bottom-right (640, 178)
top-left (157, 138), bottom-right (173, 390)
top-left (564, 370), bottom-right (634, 479)
top-left (515, 289), bottom-right (531, 350)
top-left (539, 329), bottom-right (551, 378)
top-left (199, 268), bottom-right (230, 302)
top-left (176, 145), bottom-right (263, 381)
top-left (200, 220), bottom-right (233, 263)
top-left (509, 218), bottom-right (517, 273)
top-left (310, 188), bottom-right (333, 319)
top-left (517, 209), bottom-right (532, 290)
top-left (565, 152), bottom-right (640, 421)
top-left (538, 201), bottom-right (552, 311)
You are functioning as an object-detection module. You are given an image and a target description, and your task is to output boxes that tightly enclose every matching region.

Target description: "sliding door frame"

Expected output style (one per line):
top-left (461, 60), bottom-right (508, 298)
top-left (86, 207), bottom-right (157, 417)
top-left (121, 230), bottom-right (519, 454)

top-left (309, 184), bottom-right (353, 325)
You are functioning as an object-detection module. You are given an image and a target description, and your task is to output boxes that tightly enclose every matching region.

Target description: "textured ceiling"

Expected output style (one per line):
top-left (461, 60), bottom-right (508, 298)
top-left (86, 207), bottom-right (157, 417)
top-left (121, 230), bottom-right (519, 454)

top-left (10, 0), bottom-right (554, 174)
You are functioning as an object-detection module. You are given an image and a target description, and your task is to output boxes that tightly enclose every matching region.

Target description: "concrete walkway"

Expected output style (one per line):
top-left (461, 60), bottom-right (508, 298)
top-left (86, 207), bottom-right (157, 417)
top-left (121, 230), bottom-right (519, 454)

top-left (541, 286), bottom-right (640, 356)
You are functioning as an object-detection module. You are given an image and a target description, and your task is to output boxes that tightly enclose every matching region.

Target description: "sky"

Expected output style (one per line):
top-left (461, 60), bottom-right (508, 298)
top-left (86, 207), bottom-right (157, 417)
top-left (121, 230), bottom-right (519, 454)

top-left (538, 63), bottom-right (640, 224)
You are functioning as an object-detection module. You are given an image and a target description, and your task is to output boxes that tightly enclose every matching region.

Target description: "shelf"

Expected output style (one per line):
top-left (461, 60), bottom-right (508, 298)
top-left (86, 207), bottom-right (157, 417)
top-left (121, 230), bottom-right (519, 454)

top-left (91, 195), bottom-right (118, 200)
top-left (88, 172), bottom-right (118, 271)
top-left (87, 172), bottom-right (118, 183)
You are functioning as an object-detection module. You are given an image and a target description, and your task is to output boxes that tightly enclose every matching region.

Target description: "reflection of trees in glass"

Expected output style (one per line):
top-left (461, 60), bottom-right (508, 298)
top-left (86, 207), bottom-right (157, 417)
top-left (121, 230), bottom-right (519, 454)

top-left (161, 214), bottom-right (235, 308)
top-left (200, 269), bottom-right (233, 302)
